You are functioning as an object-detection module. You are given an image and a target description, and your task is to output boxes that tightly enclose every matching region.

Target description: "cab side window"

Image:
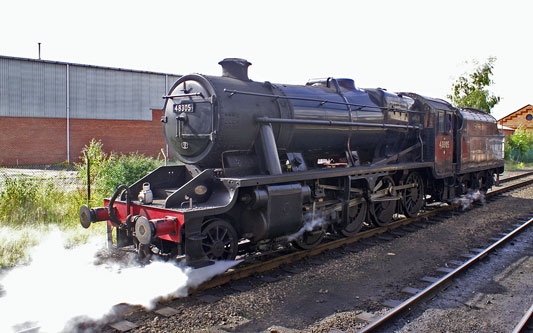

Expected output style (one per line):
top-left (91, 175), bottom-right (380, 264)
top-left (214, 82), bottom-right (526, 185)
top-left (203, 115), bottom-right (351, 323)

top-left (445, 114), bottom-right (452, 133)
top-left (438, 111), bottom-right (452, 134)
top-left (438, 111), bottom-right (445, 133)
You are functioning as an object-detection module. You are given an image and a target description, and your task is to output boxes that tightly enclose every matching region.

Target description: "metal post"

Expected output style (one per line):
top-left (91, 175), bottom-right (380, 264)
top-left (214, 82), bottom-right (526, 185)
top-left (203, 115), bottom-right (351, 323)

top-left (165, 75), bottom-right (169, 163)
top-left (66, 64), bottom-right (70, 164)
top-left (83, 151), bottom-right (91, 206)
top-left (160, 148), bottom-right (167, 166)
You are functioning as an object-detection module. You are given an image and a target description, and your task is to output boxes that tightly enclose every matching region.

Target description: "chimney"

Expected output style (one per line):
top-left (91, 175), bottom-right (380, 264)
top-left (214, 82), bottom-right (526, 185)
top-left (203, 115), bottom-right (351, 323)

top-left (219, 58), bottom-right (251, 81)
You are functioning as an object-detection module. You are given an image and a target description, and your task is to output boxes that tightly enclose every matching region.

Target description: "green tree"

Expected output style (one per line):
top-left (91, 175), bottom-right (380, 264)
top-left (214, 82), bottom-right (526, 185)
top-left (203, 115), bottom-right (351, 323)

top-left (506, 126), bottom-right (533, 162)
top-left (448, 57), bottom-right (500, 113)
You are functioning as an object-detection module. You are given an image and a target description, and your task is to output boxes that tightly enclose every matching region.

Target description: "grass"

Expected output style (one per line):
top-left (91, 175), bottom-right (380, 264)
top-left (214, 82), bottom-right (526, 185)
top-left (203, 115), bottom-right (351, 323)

top-left (0, 139), bottom-right (162, 268)
top-left (0, 177), bottom-right (84, 228)
top-left (0, 224), bottom-right (106, 268)
top-left (504, 160), bottom-right (533, 171)
top-left (0, 176), bottom-right (107, 268)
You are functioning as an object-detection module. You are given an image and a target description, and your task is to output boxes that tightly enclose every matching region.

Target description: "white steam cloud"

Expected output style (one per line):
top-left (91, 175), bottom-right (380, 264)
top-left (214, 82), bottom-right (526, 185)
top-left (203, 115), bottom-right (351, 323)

top-left (0, 230), bottom-right (238, 332)
top-left (284, 213), bottom-right (326, 242)
top-left (453, 189), bottom-right (485, 210)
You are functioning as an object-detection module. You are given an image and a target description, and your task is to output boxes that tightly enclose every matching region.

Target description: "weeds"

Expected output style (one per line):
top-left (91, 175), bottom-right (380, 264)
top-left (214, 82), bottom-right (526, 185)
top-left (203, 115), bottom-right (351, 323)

top-left (504, 160), bottom-right (533, 170)
top-left (0, 224), bottom-right (105, 267)
top-left (0, 139), bottom-right (162, 268)
top-left (76, 139), bottom-right (162, 197)
top-left (0, 177), bottom-right (83, 227)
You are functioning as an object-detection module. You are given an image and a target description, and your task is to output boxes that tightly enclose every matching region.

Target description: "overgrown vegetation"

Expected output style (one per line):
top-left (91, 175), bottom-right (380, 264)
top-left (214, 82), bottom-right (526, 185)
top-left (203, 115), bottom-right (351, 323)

top-left (504, 160), bottom-right (533, 170)
top-left (0, 139), bottom-right (163, 267)
top-left (0, 177), bottom-right (83, 228)
top-left (505, 126), bottom-right (533, 163)
top-left (76, 139), bottom-right (163, 206)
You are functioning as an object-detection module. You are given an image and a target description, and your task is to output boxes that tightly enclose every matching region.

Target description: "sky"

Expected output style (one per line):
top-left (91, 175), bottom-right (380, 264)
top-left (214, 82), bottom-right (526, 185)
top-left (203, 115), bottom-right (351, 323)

top-left (1, 0), bottom-right (532, 120)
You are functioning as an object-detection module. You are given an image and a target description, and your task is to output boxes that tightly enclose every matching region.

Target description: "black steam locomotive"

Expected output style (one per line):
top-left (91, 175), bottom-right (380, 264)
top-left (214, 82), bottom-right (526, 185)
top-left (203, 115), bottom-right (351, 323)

top-left (80, 59), bottom-right (504, 266)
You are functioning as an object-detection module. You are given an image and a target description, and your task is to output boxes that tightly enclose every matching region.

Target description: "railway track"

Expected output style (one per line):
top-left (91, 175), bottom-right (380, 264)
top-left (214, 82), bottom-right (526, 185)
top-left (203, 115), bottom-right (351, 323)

top-left (359, 216), bottom-right (533, 332)
top-left (193, 173), bottom-right (533, 293)
top-left (497, 170), bottom-right (533, 184)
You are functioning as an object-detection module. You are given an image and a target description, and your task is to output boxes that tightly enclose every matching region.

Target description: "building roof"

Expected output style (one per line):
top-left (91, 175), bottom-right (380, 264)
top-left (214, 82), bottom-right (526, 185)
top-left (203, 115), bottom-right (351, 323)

top-left (498, 124), bottom-right (515, 131)
top-left (498, 104), bottom-right (533, 123)
top-left (0, 54), bottom-right (180, 76)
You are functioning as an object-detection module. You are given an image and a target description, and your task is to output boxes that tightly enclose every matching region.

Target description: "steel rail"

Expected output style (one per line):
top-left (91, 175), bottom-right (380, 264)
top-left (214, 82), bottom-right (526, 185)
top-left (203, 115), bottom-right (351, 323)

top-left (513, 304), bottom-right (533, 333)
top-left (359, 217), bottom-right (533, 332)
top-left (192, 177), bottom-right (533, 293)
top-left (499, 171), bottom-right (533, 184)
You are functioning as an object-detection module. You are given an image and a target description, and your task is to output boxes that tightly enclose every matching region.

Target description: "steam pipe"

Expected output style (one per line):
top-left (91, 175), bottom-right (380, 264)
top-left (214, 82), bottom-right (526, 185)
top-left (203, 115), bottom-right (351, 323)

top-left (108, 184), bottom-right (132, 225)
top-left (256, 124), bottom-right (282, 175)
top-left (80, 184), bottom-right (131, 228)
top-left (256, 117), bottom-right (422, 130)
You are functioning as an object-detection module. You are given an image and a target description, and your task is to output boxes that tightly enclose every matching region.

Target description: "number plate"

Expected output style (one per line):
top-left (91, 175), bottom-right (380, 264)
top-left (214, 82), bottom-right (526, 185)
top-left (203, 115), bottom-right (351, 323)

top-left (174, 103), bottom-right (194, 113)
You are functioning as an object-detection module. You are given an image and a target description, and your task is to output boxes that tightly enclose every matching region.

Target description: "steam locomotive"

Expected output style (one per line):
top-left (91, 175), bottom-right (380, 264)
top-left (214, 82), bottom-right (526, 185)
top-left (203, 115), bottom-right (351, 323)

top-left (80, 59), bottom-right (504, 266)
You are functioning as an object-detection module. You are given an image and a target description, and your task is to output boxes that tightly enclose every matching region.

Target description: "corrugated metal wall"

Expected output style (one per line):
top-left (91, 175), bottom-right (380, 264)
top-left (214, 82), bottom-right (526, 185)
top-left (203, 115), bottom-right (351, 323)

top-left (0, 56), bottom-right (181, 120)
top-left (0, 57), bottom-right (67, 118)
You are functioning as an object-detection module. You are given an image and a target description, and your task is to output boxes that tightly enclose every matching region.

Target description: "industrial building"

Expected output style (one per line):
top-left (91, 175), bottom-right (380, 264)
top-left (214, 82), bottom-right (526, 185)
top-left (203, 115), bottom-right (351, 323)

top-left (0, 55), bottom-right (181, 166)
top-left (498, 104), bottom-right (533, 136)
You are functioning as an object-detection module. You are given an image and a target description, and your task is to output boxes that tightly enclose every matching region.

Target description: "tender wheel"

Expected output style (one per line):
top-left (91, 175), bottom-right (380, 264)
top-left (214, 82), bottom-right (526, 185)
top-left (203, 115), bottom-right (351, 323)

top-left (369, 176), bottom-right (397, 226)
top-left (333, 196), bottom-right (367, 236)
top-left (401, 172), bottom-right (425, 217)
top-left (478, 174), bottom-right (490, 194)
top-left (201, 218), bottom-right (238, 260)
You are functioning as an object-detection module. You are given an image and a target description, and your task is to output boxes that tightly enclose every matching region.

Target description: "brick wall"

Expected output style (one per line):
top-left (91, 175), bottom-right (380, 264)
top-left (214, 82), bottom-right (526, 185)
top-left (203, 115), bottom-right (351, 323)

top-left (499, 105), bottom-right (533, 131)
top-left (0, 110), bottom-right (166, 166)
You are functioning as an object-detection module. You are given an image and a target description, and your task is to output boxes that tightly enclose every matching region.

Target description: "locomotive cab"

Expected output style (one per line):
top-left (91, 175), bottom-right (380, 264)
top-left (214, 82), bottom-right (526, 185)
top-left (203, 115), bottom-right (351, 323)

top-left (434, 109), bottom-right (455, 177)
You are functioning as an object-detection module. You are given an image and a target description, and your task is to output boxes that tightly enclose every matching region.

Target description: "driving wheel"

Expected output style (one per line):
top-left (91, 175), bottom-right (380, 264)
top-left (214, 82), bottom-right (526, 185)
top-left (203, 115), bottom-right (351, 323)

top-left (369, 176), bottom-right (397, 226)
top-left (402, 172), bottom-right (425, 217)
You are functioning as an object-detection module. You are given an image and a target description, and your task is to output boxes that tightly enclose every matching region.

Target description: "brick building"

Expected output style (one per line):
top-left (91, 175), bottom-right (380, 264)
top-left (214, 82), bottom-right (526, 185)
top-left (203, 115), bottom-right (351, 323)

top-left (498, 104), bottom-right (533, 136)
top-left (0, 56), bottom-right (181, 166)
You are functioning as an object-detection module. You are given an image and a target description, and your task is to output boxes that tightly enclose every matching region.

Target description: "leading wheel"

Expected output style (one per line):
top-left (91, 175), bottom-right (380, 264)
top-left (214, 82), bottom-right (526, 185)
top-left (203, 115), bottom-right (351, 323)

top-left (401, 172), bottom-right (425, 217)
top-left (201, 218), bottom-right (238, 260)
top-left (369, 176), bottom-right (397, 226)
